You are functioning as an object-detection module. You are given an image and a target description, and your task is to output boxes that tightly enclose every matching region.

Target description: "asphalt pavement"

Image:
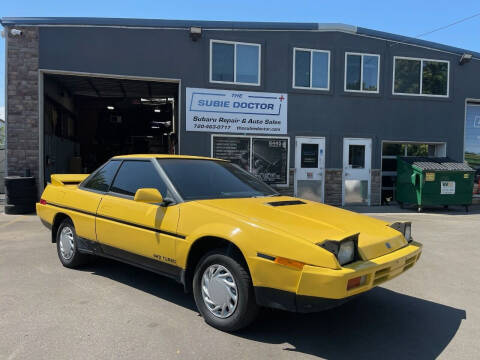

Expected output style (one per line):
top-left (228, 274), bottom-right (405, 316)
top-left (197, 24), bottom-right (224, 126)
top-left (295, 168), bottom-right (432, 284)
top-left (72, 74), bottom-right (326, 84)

top-left (0, 205), bottom-right (479, 360)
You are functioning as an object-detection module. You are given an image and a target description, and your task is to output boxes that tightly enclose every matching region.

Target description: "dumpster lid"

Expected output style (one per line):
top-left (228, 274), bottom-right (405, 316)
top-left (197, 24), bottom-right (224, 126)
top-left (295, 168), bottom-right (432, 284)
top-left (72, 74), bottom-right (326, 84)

top-left (399, 157), bottom-right (474, 171)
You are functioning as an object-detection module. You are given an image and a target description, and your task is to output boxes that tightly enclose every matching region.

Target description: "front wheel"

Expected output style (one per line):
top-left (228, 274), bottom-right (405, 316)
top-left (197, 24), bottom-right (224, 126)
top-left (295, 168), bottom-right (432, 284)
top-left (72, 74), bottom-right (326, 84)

top-left (193, 250), bottom-right (259, 332)
top-left (56, 219), bottom-right (88, 268)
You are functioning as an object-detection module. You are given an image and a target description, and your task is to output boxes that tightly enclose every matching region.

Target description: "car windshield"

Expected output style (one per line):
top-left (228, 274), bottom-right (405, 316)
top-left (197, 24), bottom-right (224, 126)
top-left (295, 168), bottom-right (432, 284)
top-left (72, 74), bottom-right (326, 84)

top-left (158, 159), bottom-right (279, 200)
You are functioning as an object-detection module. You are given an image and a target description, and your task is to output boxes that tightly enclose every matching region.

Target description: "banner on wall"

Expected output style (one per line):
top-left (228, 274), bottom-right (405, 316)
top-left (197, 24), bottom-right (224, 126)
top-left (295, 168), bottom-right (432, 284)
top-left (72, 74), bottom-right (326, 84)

top-left (212, 136), bottom-right (251, 171)
top-left (186, 87), bottom-right (287, 134)
top-left (252, 138), bottom-right (289, 185)
top-left (212, 135), bottom-right (289, 186)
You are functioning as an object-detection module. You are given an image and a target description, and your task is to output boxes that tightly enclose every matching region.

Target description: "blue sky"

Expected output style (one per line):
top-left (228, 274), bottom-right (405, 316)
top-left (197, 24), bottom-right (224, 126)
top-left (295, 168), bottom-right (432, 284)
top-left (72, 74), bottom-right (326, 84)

top-left (1, 0), bottom-right (479, 115)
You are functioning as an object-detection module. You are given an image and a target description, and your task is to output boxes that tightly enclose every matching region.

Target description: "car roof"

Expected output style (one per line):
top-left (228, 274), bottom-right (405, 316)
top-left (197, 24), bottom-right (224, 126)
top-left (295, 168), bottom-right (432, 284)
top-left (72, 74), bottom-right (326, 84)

top-left (112, 154), bottom-right (226, 161)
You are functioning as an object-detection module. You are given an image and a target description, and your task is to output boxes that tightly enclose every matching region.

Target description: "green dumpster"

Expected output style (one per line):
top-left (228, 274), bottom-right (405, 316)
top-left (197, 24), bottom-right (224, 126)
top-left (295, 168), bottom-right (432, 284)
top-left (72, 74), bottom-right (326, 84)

top-left (396, 157), bottom-right (475, 212)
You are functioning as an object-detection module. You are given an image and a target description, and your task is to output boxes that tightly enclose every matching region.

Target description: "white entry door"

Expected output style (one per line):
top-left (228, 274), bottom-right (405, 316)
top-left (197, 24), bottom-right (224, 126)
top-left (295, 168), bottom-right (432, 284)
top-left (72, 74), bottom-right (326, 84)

top-left (295, 137), bottom-right (325, 202)
top-left (343, 138), bottom-right (372, 205)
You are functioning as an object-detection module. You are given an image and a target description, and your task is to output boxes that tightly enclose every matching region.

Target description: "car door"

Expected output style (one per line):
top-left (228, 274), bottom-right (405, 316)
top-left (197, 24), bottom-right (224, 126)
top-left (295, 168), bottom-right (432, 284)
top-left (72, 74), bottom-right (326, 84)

top-left (95, 159), bottom-right (181, 276)
top-left (74, 160), bottom-right (122, 242)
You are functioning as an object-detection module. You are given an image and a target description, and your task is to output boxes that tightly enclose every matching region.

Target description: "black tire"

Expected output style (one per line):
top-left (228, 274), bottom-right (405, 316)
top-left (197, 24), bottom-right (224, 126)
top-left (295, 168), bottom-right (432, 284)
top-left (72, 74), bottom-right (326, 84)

top-left (5, 177), bottom-right (36, 194)
top-left (4, 203), bottom-right (36, 215)
top-left (6, 195), bottom-right (37, 206)
top-left (193, 250), bottom-right (259, 332)
top-left (6, 187), bottom-right (37, 198)
top-left (4, 176), bottom-right (35, 187)
top-left (56, 219), bottom-right (89, 268)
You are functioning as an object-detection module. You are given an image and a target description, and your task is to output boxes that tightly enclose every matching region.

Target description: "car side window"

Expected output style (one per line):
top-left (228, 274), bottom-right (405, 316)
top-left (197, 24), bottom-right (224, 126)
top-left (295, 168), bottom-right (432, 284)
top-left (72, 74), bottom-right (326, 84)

top-left (82, 160), bottom-right (121, 192)
top-left (110, 160), bottom-right (168, 197)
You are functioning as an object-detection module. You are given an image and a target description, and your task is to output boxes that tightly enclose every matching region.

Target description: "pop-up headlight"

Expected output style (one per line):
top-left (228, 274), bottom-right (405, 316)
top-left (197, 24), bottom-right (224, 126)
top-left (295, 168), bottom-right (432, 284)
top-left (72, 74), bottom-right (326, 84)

top-left (317, 233), bottom-right (359, 266)
top-left (389, 222), bottom-right (413, 242)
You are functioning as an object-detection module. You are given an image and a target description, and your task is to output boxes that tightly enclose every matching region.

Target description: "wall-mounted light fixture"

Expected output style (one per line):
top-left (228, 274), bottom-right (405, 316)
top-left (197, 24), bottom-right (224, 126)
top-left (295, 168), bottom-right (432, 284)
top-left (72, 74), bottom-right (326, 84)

top-left (10, 29), bottom-right (23, 36)
top-left (189, 27), bottom-right (202, 41)
top-left (107, 106), bottom-right (114, 110)
top-left (459, 53), bottom-right (472, 65)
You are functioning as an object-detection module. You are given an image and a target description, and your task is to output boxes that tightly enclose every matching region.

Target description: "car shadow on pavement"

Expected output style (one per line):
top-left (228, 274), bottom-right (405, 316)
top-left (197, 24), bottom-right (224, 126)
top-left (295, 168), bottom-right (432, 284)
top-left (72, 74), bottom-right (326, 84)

top-left (79, 258), bottom-right (465, 360)
top-left (80, 257), bottom-right (197, 311)
top-left (239, 287), bottom-right (466, 360)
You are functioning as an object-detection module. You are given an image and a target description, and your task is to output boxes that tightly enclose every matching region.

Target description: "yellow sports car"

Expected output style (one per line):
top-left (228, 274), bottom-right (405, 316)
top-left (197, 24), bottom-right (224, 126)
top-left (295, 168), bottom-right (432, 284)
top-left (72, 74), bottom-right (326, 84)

top-left (37, 154), bottom-right (422, 331)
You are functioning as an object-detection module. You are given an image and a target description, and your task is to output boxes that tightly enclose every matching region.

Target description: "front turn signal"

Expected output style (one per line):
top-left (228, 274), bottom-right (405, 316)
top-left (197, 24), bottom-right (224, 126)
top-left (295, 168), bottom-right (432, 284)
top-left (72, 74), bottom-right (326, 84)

top-left (274, 257), bottom-right (305, 270)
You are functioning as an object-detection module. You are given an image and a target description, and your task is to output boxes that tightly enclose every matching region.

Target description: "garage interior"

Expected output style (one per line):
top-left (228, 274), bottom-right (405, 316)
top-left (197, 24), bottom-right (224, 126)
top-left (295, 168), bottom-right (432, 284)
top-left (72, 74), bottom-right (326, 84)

top-left (42, 73), bottom-right (179, 184)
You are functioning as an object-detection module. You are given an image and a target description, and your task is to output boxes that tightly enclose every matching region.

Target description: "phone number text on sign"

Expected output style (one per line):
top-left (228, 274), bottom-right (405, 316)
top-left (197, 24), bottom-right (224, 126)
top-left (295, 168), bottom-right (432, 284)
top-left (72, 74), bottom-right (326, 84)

top-left (186, 88), bottom-right (287, 134)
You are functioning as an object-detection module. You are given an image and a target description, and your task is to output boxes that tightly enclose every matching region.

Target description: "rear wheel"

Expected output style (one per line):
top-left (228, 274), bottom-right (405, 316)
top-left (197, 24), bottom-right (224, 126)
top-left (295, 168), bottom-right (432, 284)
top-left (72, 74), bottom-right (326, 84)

top-left (56, 219), bottom-right (88, 268)
top-left (193, 250), bottom-right (259, 332)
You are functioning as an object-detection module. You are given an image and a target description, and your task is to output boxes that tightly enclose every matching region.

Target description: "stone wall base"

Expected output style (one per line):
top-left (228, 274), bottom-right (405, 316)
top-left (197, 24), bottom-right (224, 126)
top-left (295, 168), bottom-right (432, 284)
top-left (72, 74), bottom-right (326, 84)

top-left (275, 168), bottom-right (382, 207)
top-left (324, 169), bottom-right (343, 206)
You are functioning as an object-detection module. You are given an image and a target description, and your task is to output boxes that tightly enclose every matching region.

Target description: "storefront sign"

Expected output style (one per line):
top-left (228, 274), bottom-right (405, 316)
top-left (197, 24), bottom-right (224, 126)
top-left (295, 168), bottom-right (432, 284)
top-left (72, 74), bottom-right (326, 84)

top-left (186, 88), bottom-right (287, 134)
top-left (212, 135), bottom-right (289, 186)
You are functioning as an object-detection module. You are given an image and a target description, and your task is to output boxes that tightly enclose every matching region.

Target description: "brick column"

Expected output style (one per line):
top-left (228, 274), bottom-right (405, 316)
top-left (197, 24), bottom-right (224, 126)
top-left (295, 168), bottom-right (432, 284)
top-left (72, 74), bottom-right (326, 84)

top-left (370, 169), bottom-right (382, 206)
top-left (6, 26), bottom-right (40, 179)
top-left (324, 169), bottom-right (342, 206)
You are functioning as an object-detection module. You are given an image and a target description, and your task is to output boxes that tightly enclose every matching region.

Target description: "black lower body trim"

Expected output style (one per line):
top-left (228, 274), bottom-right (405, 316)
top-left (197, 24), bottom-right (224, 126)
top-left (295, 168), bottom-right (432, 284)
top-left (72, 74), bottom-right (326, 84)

top-left (77, 237), bottom-right (183, 283)
top-left (254, 286), bottom-right (356, 313)
top-left (77, 237), bottom-right (102, 255)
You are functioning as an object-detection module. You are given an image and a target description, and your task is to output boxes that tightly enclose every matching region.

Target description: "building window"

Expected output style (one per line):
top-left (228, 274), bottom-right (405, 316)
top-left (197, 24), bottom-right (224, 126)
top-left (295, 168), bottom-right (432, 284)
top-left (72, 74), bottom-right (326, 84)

top-left (210, 40), bottom-right (261, 85)
top-left (345, 53), bottom-right (380, 93)
top-left (393, 57), bottom-right (449, 97)
top-left (293, 48), bottom-right (330, 90)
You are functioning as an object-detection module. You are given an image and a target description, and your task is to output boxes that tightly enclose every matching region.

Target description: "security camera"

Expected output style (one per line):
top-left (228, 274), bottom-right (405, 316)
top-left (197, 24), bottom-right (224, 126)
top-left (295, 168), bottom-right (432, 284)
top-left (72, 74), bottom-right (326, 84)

top-left (10, 29), bottom-right (23, 36)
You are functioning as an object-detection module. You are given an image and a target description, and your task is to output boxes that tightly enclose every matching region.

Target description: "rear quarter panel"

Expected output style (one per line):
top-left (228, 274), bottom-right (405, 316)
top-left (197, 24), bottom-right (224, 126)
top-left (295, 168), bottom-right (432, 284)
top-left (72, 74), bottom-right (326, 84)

top-left (38, 185), bottom-right (102, 241)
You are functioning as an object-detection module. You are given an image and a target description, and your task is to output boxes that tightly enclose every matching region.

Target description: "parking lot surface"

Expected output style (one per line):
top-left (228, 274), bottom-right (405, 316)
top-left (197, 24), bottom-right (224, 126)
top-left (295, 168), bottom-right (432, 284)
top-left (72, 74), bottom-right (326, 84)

top-left (1, 205), bottom-right (479, 360)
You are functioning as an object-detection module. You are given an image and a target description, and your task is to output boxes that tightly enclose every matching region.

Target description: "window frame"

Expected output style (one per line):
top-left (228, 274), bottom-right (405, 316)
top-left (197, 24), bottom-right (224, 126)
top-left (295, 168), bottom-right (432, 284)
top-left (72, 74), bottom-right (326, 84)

top-left (392, 56), bottom-right (450, 98)
top-left (79, 159), bottom-right (122, 194)
top-left (80, 158), bottom-right (182, 204)
top-left (209, 39), bottom-right (261, 86)
top-left (344, 52), bottom-right (381, 94)
top-left (292, 47), bottom-right (331, 91)
top-left (108, 159), bottom-right (167, 198)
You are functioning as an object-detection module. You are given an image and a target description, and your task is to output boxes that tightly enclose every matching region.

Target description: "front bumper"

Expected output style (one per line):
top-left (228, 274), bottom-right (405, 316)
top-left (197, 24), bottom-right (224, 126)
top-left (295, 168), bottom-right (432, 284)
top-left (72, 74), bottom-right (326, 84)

top-left (254, 241), bottom-right (422, 313)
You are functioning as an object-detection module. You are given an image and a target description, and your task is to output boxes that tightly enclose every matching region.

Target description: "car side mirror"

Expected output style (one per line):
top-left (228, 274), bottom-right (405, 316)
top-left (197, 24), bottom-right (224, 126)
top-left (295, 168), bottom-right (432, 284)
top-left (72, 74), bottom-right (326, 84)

top-left (134, 188), bottom-right (164, 204)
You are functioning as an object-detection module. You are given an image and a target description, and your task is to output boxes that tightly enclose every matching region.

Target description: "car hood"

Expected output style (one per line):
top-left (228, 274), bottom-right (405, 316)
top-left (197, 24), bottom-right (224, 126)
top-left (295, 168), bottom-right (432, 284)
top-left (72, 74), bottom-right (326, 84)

top-left (196, 196), bottom-right (407, 260)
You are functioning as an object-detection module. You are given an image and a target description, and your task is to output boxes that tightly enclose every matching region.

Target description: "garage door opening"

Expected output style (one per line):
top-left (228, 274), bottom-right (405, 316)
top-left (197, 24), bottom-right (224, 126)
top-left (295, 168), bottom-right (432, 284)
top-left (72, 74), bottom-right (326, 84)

top-left (41, 73), bottom-right (179, 185)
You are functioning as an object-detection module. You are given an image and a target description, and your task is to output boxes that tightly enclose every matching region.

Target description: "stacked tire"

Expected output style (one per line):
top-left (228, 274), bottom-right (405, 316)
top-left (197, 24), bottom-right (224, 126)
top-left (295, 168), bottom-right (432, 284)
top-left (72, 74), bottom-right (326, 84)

top-left (4, 176), bottom-right (37, 215)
